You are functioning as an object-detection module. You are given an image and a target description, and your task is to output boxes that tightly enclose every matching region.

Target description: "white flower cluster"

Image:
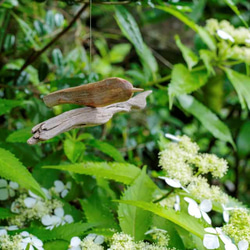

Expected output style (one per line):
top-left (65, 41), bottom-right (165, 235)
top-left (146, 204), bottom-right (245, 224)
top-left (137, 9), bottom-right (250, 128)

top-left (0, 229), bottom-right (44, 250)
top-left (0, 179), bottom-right (19, 200)
top-left (159, 135), bottom-right (229, 204)
top-left (205, 19), bottom-right (250, 63)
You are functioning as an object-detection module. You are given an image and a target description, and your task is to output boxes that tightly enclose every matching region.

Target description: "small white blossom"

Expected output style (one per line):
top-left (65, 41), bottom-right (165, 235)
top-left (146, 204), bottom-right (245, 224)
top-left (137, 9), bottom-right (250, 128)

top-left (222, 204), bottom-right (235, 223)
top-left (41, 207), bottom-right (73, 230)
top-left (174, 195), bottom-right (181, 211)
top-left (184, 197), bottom-right (212, 224)
top-left (203, 227), bottom-right (232, 249)
top-left (54, 180), bottom-right (71, 198)
top-left (0, 179), bottom-right (19, 200)
top-left (68, 236), bottom-right (81, 250)
top-left (85, 234), bottom-right (104, 244)
top-left (24, 189), bottom-right (51, 208)
top-left (159, 176), bottom-right (189, 192)
top-left (217, 29), bottom-right (235, 42)
top-left (20, 231), bottom-right (44, 250)
top-left (165, 133), bottom-right (181, 142)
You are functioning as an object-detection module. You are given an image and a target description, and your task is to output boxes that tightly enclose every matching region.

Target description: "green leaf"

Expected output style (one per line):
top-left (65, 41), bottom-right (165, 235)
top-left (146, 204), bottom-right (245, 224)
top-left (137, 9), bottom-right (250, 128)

top-left (223, 0), bottom-right (248, 28)
top-left (196, 27), bottom-right (216, 51)
top-left (109, 43), bottom-right (131, 63)
top-left (80, 187), bottom-right (119, 230)
top-left (0, 148), bottom-right (46, 199)
top-left (0, 99), bottom-right (23, 116)
top-left (237, 121), bottom-right (250, 157)
top-left (115, 6), bottom-right (144, 54)
top-left (63, 139), bottom-right (86, 163)
top-left (168, 64), bottom-right (208, 108)
top-left (178, 95), bottom-right (235, 147)
top-left (223, 67), bottom-right (250, 110)
top-left (43, 162), bottom-right (141, 185)
top-left (175, 35), bottom-right (199, 70)
top-left (87, 139), bottom-right (124, 162)
top-left (0, 207), bottom-right (14, 220)
top-left (6, 127), bottom-right (33, 143)
top-left (115, 200), bottom-right (205, 239)
top-left (118, 167), bottom-right (155, 241)
top-left (27, 222), bottom-right (96, 241)
top-left (43, 240), bottom-right (68, 250)
top-left (199, 50), bottom-right (215, 76)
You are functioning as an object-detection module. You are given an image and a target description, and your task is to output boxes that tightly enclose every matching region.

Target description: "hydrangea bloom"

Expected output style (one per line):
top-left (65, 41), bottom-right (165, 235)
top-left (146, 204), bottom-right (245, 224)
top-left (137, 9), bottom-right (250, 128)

top-left (20, 231), bottom-right (44, 250)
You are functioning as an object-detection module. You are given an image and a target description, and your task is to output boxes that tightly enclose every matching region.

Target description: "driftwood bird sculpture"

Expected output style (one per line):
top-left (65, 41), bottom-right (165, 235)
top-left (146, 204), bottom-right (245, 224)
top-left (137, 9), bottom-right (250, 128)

top-left (27, 77), bottom-right (151, 145)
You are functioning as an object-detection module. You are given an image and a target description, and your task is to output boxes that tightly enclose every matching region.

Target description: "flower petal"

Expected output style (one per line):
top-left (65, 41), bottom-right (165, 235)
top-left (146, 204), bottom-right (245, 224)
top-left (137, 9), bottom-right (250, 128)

top-left (0, 229), bottom-right (7, 236)
top-left (165, 133), bottom-right (181, 142)
top-left (217, 29), bottom-right (234, 42)
top-left (0, 179), bottom-right (7, 188)
top-left (159, 177), bottom-right (182, 188)
top-left (32, 237), bottom-right (43, 247)
top-left (238, 240), bottom-right (249, 250)
top-left (65, 215), bottom-right (74, 223)
top-left (9, 181), bottom-right (19, 189)
top-left (203, 234), bottom-right (220, 249)
top-left (9, 189), bottom-right (15, 197)
top-left (20, 231), bottom-right (30, 237)
top-left (200, 200), bottom-right (212, 213)
top-left (225, 243), bottom-right (238, 250)
top-left (70, 236), bottom-right (81, 247)
top-left (24, 197), bottom-right (37, 208)
top-left (61, 189), bottom-right (69, 198)
top-left (94, 235), bottom-right (104, 244)
top-left (41, 215), bottom-right (53, 226)
top-left (54, 180), bottom-right (64, 192)
top-left (0, 189), bottom-right (8, 200)
top-left (223, 211), bottom-right (230, 223)
top-left (204, 227), bottom-right (217, 234)
top-left (187, 202), bottom-right (201, 218)
top-left (66, 182), bottom-right (72, 189)
top-left (54, 207), bottom-right (64, 217)
top-left (201, 211), bottom-right (212, 225)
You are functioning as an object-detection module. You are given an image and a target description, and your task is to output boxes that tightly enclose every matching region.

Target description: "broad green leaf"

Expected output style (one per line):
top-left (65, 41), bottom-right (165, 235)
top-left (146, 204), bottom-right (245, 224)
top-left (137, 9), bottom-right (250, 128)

top-left (178, 95), bottom-right (235, 147)
top-left (223, 0), bottom-right (248, 27)
top-left (27, 222), bottom-right (96, 241)
top-left (168, 64), bottom-right (208, 108)
top-left (115, 6), bottom-right (144, 53)
top-left (237, 121), bottom-right (250, 157)
top-left (0, 207), bottom-right (14, 220)
top-left (0, 99), bottom-right (23, 116)
top-left (157, 5), bottom-right (216, 51)
top-left (43, 240), bottom-right (68, 250)
top-left (109, 43), bottom-right (131, 63)
top-left (118, 167), bottom-right (155, 241)
top-left (43, 162), bottom-right (141, 185)
top-left (6, 127), bottom-right (33, 143)
top-left (0, 148), bottom-right (46, 199)
top-left (63, 139), bottom-right (86, 163)
top-left (175, 35), bottom-right (199, 70)
top-left (80, 187), bottom-right (119, 230)
top-left (199, 50), bottom-right (215, 76)
top-left (223, 67), bottom-right (250, 110)
top-left (87, 139), bottom-right (124, 162)
top-left (115, 200), bottom-right (205, 239)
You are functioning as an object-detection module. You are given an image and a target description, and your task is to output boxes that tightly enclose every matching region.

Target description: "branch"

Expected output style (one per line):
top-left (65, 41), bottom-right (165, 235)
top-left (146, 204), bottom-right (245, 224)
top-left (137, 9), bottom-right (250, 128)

top-left (16, 4), bottom-right (88, 80)
top-left (27, 90), bottom-right (152, 145)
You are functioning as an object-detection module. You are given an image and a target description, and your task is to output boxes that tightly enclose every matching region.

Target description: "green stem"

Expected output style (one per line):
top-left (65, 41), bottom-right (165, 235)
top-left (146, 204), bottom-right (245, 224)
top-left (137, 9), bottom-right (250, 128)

top-left (153, 189), bottom-right (174, 203)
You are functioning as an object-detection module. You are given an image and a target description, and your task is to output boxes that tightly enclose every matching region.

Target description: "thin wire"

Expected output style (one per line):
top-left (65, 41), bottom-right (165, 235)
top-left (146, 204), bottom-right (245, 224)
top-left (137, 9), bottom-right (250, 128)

top-left (89, 0), bottom-right (92, 73)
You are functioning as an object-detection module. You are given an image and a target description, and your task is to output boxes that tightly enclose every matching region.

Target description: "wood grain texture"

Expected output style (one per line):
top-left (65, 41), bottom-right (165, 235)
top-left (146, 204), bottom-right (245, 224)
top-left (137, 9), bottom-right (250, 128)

top-left (43, 77), bottom-right (143, 108)
top-left (27, 90), bottom-right (152, 145)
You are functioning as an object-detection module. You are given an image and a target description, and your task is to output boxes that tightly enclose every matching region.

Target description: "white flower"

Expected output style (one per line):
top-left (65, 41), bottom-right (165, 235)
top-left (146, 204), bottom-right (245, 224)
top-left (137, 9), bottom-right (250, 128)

top-left (165, 133), bottom-right (181, 142)
top-left (20, 231), bottom-right (44, 250)
top-left (159, 176), bottom-right (189, 193)
top-left (217, 29), bottom-right (234, 42)
top-left (68, 236), bottom-right (81, 250)
top-left (41, 207), bottom-right (73, 230)
top-left (0, 179), bottom-right (19, 200)
top-left (222, 204), bottom-right (235, 223)
top-left (0, 229), bottom-right (7, 237)
top-left (54, 180), bottom-right (72, 198)
top-left (24, 189), bottom-right (51, 208)
top-left (0, 225), bottom-right (18, 232)
top-left (184, 197), bottom-right (212, 224)
top-left (174, 195), bottom-right (180, 211)
top-left (203, 227), bottom-right (232, 249)
top-left (85, 234), bottom-right (104, 244)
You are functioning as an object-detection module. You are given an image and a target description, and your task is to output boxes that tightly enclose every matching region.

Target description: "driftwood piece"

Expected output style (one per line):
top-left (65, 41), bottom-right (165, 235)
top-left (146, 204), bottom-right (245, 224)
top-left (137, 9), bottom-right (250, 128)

top-left (27, 90), bottom-right (152, 145)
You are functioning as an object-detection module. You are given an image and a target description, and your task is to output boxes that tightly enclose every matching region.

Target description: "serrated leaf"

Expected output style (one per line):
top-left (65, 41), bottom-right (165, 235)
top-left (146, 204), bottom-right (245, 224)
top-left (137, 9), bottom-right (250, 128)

top-left (115, 6), bottom-right (144, 53)
top-left (87, 139), bottom-right (124, 162)
top-left (63, 139), bottom-right (86, 163)
top-left (175, 35), bottom-right (199, 70)
top-left (115, 200), bottom-right (205, 239)
top-left (0, 99), bottom-right (23, 116)
top-left (27, 222), bottom-right (96, 242)
top-left (6, 127), bottom-right (33, 143)
top-left (43, 162), bottom-right (141, 185)
top-left (118, 167), bottom-right (155, 241)
top-left (0, 148), bottom-right (46, 199)
top-left (223, 67), bottom-right (250, 110)
top-left (0, 207), bottom-right (14, 220)
top-left (178, 95), bottom-right (235, 147)
top-left (168, 64), bottom-right (208, 108)
top-left (80, 187), bottom-right (119, 230)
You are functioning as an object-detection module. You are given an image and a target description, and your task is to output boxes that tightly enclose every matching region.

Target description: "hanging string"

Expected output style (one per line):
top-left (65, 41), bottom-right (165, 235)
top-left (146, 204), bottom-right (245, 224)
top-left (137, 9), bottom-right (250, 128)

top-left (89, 0), bottom-right (92, 74)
